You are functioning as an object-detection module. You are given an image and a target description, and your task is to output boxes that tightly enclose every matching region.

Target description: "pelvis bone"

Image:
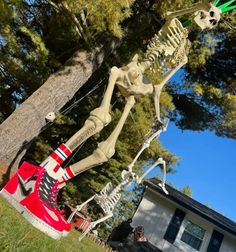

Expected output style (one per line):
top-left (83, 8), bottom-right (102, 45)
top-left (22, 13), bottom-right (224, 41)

top-left (115, 54), bottom-right (153, 97)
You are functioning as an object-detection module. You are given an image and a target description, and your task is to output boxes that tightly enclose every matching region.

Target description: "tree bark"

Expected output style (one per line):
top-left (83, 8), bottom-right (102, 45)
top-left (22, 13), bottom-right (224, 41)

top-left (0, 40), bottom-right (119, 178)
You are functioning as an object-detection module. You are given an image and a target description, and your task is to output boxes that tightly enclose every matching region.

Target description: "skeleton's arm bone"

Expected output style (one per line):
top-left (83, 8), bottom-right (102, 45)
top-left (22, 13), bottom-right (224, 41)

top-left (127, 129), bottom-right (163, 172)
top-left (154, 59), bottom-right (188, 122)
top-left (127, 119), bottom-right (169, 173)
top-left (78, 213), bottom-right (113, 241)
top-left (67, 195), bottom-right (95, 223)
top-left (154, 85), bottom-right (162, 123)
top-left (136, 158), bottom-right (164, 184)
top-left (137, 158), bottom-right (168, 195)
top-left (65, 67), bottom-right (121, 151)
top-left (157, 159), bottom-right (168, 194)
top-left (70, 96), bottom-right (135, 175)
top-left (166, 1), bottom-right (210, 20)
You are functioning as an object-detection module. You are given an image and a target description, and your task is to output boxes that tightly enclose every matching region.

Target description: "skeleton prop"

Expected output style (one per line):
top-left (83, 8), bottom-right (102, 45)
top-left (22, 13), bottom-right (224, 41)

top-left (68, 177), bottom-right (127, 240)
top-left (1, 0), bottom-right (235, 240)
top-left (68, 155), bottom-right (168, 241)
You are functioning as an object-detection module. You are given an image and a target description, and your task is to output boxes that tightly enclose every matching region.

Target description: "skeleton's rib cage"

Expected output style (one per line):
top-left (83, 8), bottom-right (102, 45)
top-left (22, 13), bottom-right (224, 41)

top-left (74, 180), bottom-right (126, 241)
top-left (143, 18), bottom-right (190, 75)
top-left (94, 182), bottom-right (122, 215)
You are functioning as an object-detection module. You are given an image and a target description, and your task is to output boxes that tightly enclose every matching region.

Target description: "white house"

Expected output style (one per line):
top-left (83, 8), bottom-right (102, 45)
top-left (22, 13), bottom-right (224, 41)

top-left (132, 179), bottom-right (236, 252)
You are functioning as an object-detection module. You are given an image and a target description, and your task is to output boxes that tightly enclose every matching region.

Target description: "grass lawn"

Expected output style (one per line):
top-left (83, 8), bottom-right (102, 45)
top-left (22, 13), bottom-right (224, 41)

top-left (0, 196), bottom-right (105, 252)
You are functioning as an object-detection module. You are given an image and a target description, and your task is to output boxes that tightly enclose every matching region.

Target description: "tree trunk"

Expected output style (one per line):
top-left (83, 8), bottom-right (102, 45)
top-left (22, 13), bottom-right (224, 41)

top-left (0, 40), bottom-right (118, 178)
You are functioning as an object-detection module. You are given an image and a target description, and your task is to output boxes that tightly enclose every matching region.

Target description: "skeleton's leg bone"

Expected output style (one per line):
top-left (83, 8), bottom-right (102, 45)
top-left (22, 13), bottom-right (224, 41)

top-left (100, 67), bottom-right (121, 109)
top-left (70, 96), bottom-right (136, 175)
top-left (127, 129), bottom-right (163, 172)
top-left (97, 96), bottom-right (135, 158)
top-left (127, 119), bottom-right (169, 172)
top-left (129, 117), bottom-right (168, 172)
top-left (78, 213), bottom-right (113, 241)
top-left (165, 2), bottom-right (210, 20)
top-left (159, 184), bottom-right (169, 195)
top-left (69, 148), bottom-right (108, 175)
top-left (65, 67), bottom-right (121, 151)
top-left (65, 117), bottom-right (106, 152)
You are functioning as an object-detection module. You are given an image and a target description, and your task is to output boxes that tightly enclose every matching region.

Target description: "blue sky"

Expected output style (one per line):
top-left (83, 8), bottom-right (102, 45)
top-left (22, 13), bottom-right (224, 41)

top-left (158, 122), bottom-right (236, 221)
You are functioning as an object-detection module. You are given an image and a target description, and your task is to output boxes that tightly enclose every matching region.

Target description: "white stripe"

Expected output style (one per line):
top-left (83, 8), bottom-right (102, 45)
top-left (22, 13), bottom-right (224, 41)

top-left (64, 173), bottom-right (70, 180)
top-left (55, 149), bottom-right (66, 161)
top-left (57, 147), bottom-right (68, 159)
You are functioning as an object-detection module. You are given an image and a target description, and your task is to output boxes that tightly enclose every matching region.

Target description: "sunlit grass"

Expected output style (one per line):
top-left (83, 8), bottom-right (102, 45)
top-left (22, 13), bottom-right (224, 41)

top-left (0, 196), bottom-right (105, 252)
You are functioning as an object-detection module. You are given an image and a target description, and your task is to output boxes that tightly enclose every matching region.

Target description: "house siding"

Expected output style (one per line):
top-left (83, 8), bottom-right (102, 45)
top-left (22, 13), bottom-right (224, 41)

top-left (132, 189), bottom-right (175, 249)
top-left (132, 187), bottom-right (236, 252)
top-left (220, 235), bottom-right (236, 252)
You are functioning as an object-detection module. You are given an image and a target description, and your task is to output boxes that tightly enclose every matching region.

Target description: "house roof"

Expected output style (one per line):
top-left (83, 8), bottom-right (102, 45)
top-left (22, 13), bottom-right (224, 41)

top-left (144, 178), bottom-right (236, 237)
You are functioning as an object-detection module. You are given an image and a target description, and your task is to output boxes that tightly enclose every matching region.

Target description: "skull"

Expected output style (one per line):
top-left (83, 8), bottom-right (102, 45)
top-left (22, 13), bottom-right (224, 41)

top-left (194, 4), bottom-right (221, 30)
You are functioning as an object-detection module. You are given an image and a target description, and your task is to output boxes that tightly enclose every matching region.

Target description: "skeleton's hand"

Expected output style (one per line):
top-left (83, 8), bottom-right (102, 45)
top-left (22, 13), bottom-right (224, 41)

top-left (152, 116), bottom-right (164, 131)
top-left (158, 182), bottom-right (169, 195)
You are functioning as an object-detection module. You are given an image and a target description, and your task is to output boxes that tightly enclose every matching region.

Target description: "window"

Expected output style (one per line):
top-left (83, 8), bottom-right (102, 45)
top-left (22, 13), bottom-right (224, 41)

top-left (181, 220), bottom-right (205, 251)
top-left (164, 209), bottom-right (186, 243)
top-left (207, 230), bottom-right (224, 252)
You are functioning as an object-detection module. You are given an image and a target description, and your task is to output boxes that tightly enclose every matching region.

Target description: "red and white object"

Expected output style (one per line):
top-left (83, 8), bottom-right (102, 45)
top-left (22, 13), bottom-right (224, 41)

top-left (0, 143), bottom-right (73, 239)
top-left (62, 166), bottom-right (75, 182)
top-left (0, 162), bottom-right (71, 239)
top-left (41, 144), bottom-right (72, 170)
